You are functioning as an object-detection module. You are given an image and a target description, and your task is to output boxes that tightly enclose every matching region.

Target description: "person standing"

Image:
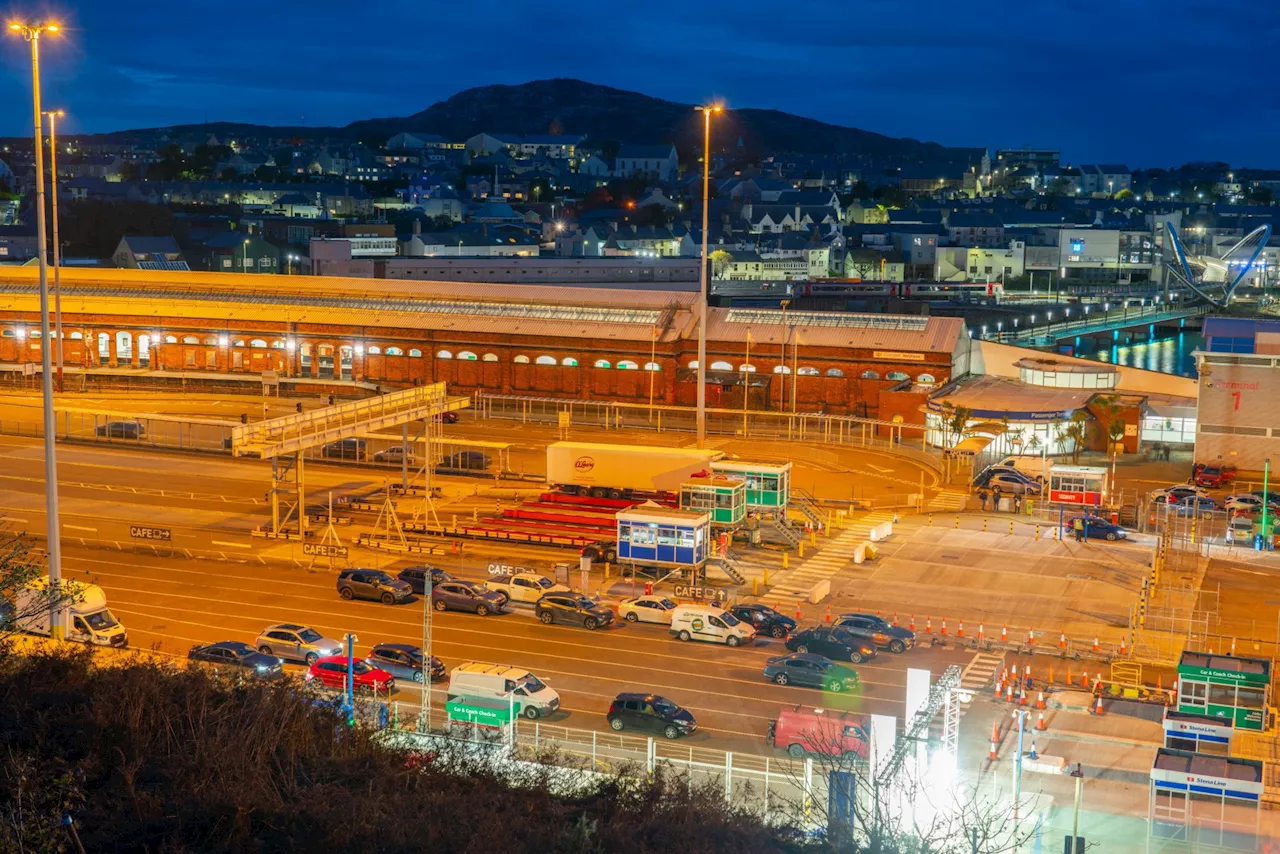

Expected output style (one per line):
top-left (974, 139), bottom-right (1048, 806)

top-left (978, 487), bottom-right (989, 511)
top-left (992, 486), bottom-right (1003, 512)
top-left (1073, 516), bottom-right (1085, 542)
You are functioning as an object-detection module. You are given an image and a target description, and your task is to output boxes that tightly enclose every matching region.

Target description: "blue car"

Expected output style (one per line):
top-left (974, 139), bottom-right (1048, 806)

top-left (1067, 515), bottom-right (1128, 541)
top-left (1174, 496), bottom-right (1218, 517)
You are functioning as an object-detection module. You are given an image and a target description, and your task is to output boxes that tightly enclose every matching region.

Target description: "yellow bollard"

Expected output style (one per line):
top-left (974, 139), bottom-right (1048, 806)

top-left (955, 515), bottom-right (960, 529)
top-left (983, 517), bottom-right (988, 532)
top-left (1009, 520), bottom-right (1014, 535)
top-left (1035, 525), bottom-right (1040, 540)
top-left (752, 578), bottom-right (759, 596)
top-left (929, 514), bottom-right (934, 526)
top-left (472, 507), bottom-right (478, 521)
top-left (781, 553), bottom-right (789, 570)
top-left (764, 566), bottom-right (770, 585)
top-left (604, 562), bottom-right (611, 578)
top-left (798, 542), bottom-right (805, 559)
top-left (809, 528), bottom-right (817, 547)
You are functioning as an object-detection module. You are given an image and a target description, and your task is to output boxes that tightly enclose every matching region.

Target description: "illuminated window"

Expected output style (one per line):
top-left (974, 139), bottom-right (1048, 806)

top-left (826, 368), bottom-right (844, 377)
top-left (861, 370), bottom-right (880, 379)
top-left (643, 361), bottom-right (660, 371)
top-left (798, 367), bottom-right (819, 376)
top-left (385, 347), bottom-right (404, 356)
top-left (739, 364), bottom-right (757, 372)
top-left (165, 336), bottom-right (178, 344)
top-left (887, 371), bottom-right (910, 381)
top-left (482, 353), bottom-right (499, 362)
top-left (773, 365), bottom-right (791, 374)
top-left (408, 349), bottom-right (422, 357)
top-left (617, 360), bottom-right (638, 370)
top-left (535, 356), bottom-right (557, 365)
top-left (458, 350), bottom-right (477, 360)
top-left (594, 359), bottom-right (612, 368)
top-left (249, 339), bottom-right (268, 348)
top-left (367, 346), bottom-right (381, 355)
top-left (710, 361), bottom-right (733, 371)
top-left (917, 373), bottom-right (937, 384)
top-left (202, 337), bottom-right (218, 346)
top-left (182, 336), bottom-right (199, 344)
top-left (562, 357), bottom-right (579, 367)
top-left (687, 360), bottom-right (698, 369)
top-left (436, 350), bottom-right (453, 359)
top-left (514, 355), bottom-right (530, 364)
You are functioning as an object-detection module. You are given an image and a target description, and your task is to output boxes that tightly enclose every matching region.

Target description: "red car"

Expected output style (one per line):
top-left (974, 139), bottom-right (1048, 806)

top-left (1194, 464), bottom-right (1237, 489)
top-left (305, 655), bottom-right (395, 696)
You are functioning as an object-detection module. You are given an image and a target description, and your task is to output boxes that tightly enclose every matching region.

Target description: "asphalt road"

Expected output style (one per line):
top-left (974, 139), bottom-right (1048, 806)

top-left (69, 542), bottom-right (973, 757)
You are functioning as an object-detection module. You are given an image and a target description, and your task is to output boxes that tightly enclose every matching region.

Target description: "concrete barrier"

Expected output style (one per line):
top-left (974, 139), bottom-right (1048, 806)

top-left (1022, 755), bottom-right (1067, 774)
top-left (869, 521), bottom-right (893, 542)
top-left (853, 542), bottom-right (867, 564)
top-left (807, 579), bottom-right (830, 604)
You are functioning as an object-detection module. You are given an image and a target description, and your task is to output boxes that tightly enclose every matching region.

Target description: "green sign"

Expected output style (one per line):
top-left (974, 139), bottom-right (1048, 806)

top-left (1198, 704), bottom-right (1266, 731)
top-left (446, 700), bottom-right (514, 727)
top-left (1178, 666), bottom-right (1270, 686)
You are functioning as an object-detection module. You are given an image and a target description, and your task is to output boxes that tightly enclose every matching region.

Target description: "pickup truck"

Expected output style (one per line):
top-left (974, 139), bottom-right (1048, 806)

top-left (483, 572), bottom-right (572, 607)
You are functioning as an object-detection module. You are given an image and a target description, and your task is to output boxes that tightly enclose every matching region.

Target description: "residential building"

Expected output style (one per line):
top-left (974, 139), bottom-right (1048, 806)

top-left (202, 233), bottom-right (280, 274)
top-left (112, 236), bottom-right (189, 271)
top-left (578, 153), bottom-right (612, 177)
top-left (1080, 164), bottom-right (1132, 196)
top-left (270, 192), bottom-right (323, 218)
top-left (0, 225), bottom-right (37, 261)
top-left (946, 212), bottom-right (1006, 248)
top-left (614, 145), bottom-right (679, 183)
top-left (465, 133), bottom-right (582, 160)
top-left (994, 149), bottom-right (1061, 171)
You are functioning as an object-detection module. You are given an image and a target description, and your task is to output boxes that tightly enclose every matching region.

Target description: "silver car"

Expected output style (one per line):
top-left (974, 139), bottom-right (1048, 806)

top-left (254, 623), bottom-right (343, 666)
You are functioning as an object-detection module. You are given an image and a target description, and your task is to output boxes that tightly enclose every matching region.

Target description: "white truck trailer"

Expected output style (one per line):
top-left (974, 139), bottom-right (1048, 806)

top-left (546, 442), bottom-right (724, 498)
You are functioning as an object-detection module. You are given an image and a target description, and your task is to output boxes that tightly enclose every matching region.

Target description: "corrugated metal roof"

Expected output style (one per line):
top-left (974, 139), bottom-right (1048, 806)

top-left (707, 308), bottom-right (963, 354)
top-left (931, 375), bottom-right (1093, 416)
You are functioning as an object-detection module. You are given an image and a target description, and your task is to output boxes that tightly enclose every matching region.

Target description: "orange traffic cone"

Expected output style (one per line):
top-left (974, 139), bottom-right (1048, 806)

top-left (825, 604), bottom-right (832, 623)
top-left (1035, 711), bottom-right (1047, 731)
top-left (909, 615), bottom-right (916, 632)
top-left (1036, 691), bottom-right (1045, 710)
top-left (892, 612), bottom-right (899, 627)
top-left (1092, 636), bottom-right (1100, 653)
top-left (989, 724), bottom-right (1000, 761)
top-left (1001, 625), bottom-right (1008, 642)
top-left (957, 621), bottom-right (965, 638)
top-left (940, 618), bottom-right (948, 637)
top-left (926, 616), bottom-right (933, 634)
top-left (1093, 696), bottom-right (1106, 716)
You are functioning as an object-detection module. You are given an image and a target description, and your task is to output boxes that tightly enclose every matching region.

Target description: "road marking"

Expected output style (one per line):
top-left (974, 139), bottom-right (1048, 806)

top-left (64, 524), bottom-right (98, 532)
top-left (868, 464), bottom-right (893, 473)
top-left (210, 539), bottom-right (251, 549)
top-left (0, 516), bottom-right (29, 524)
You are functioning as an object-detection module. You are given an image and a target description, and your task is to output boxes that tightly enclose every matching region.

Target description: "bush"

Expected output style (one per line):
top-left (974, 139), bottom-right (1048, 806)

top-left (0, 647), bottom-right (806, 853)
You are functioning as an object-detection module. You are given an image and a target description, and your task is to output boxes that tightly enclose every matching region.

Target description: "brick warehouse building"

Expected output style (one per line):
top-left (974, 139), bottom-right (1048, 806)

top-left (0, 268), bottom-right (968, 421)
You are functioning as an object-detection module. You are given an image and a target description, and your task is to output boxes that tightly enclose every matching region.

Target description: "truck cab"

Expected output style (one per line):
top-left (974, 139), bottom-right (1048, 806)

top-left (14, 580), bottom-right (127, 647)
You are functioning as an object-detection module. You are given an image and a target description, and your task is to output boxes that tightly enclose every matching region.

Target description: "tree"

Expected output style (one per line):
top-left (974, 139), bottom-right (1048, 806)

top-left (1114, 188), bottom-right (1135, 201)
top-left (0, 528), bottom-right (78, 644)
top-left (709, 248), bottom-right (733, 279)
top-left (947, 405), bottom-right (972, 449)
top-left (1062, 411), bottom-right (1090, 464)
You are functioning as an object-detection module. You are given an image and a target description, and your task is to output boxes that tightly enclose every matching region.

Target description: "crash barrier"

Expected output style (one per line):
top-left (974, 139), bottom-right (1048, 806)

top-left (868, 521), bottom-right (893, 542)
top-left (807, 579), bottom-right (830, 605)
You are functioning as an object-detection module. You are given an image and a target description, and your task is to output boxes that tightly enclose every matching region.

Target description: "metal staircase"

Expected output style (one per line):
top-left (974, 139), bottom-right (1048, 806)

top-left (716, 549), bottom-right (747, 585)
top-left (771, 516), bottom-right (801, 547)
top-left (788, 487), bottom-right (825, 532)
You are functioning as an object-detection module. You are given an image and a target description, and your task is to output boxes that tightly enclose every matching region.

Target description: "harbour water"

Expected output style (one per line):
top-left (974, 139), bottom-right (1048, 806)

top-left (1063, 331), bottom-right (1202, 378)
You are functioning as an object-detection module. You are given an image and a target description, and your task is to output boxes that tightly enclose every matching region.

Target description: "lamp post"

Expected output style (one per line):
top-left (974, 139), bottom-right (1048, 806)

top-left (242, 238), bottom-right (250, 273)
top-left (1262, 458), bottom-right (1271, 552)
top-left (694, 102), bottom-right (722, 448)
top-left (1068, 762), bottom-right (1085, 853)
top-left (9, 19), bottom-right (64, 637)
top-left (778, 298), bottom-right (790, 410)
top-left (43, 108), bottom-right (64, 392)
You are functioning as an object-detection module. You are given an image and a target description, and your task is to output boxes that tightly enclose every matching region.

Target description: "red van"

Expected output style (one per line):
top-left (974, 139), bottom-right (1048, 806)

top-left (766, 705), bottom-right (870, 760)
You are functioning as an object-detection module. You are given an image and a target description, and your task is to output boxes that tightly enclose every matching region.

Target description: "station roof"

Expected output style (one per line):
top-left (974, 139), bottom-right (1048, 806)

top-left (704, 308), bottom-right (964, 355)
top-left (928, 375), bottom-right (1093, 420)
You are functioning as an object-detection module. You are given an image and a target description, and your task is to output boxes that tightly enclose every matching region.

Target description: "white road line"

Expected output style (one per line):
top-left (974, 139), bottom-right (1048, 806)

top-left (210, 539), bottom-right (251, 549)
top-left (64, 524), bottom-right (98, 532)
top-left (0, 516), bottom-right (29, 524)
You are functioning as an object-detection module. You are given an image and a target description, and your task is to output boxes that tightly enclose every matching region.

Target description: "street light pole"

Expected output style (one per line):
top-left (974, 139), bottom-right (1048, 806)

top-left (778, 299), bottom-right (789, 410)
top-left (1069, 762), bottom-right (1084, 853)
top-left (44, 108), bottom-right (64, 393)
top-left (10, 19), bottom-right (63, 637)
top-left (694, 103), bottom-right (722, 449)
top-left (1262, 458), bottom-right (1271, 552)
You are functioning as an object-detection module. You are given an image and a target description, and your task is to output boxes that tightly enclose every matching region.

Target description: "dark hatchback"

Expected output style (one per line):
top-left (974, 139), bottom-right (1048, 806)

top-left (785, 626), bottom-right (877, 664)
top-left (431, 580), bottom-right (505, 615)
top-left (535, 593), bottom-right (615, 630)
top-left (606, 693), bottom-right (697, 739)
top-left (832, 612), bottom-right (915, 653)
top-left (366, 643), bottom-right (444, 683)
top-left (188, 640), bottom-right (285, 681)
top-left (729, 603), bottom-right (797, 639)
top-left (397, 565), bottom-right (454, 595)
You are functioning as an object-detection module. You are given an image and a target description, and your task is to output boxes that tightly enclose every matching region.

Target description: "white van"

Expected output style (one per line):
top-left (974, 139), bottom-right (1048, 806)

top-left (11, 579), bottom-right (127, 647)
top-left (669, 604), bottom-right (754, 647)
top-left (447, 662), bottom-right (561, 720)
top-left (995, 455), bottom-right (1053, 483)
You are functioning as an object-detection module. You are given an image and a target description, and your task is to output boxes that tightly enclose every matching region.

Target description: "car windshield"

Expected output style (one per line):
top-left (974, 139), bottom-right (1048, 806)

top-left (575, 597), bottom-right (596, 608)
top-left (351, 661), bottom-right (371, 675)
top-left (82, 610), bottom-right (119, 631)
top-left (297, 628), bottom-right (322, 643)
top-left (812, 658), bottom-right (833, 671)
top-left (720, 611), bottom-right (741, 627)
top-left (518, 674), bottom-right (546, 694)
top-left (370, 571), bottom-right (393, 583)
top-left (658, 598), bottom-right (676, 608)
top-left (652, 699), bottom-right (679, 717)
top-left (534, 577), bottom-right (554, 588)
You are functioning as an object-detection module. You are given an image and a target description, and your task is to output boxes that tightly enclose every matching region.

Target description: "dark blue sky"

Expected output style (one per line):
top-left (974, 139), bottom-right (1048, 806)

top-left (1, 0), bottom-right (1276, 167)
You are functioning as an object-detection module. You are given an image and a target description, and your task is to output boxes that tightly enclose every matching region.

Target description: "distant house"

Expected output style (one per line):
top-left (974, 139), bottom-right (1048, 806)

top-left (465, 133), bottom-right (583, 160)
top-left (614, 145), bottom-right (679, 183)
top-left (270, 192), bottom-right (323, 218)
top-left (386, 132), bottom-right (461, 150)
top-left (67, 154), bottom-right (124, 181)
top-left (201, 233), bottom-right (280, 273)
top-left (1080, 164), bottom-right (1131, 196)
top-left (217, 152), bottom-right (275, 176)
top-left (0, 225), bottom-right (38, 261)
top-left (578, 153), bottom-right (612, 178)
top-left (112, 236), bottom-right (189, 271)
top-left (946, 212), bottom-right (1005, 248)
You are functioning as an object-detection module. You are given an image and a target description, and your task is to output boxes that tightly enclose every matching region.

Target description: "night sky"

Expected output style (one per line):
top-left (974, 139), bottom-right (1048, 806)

top-left (1, 0), bottom-right (1276, 167)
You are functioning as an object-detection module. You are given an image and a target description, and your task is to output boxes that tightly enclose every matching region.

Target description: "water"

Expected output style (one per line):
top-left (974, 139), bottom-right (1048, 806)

top-left (1064, 331), bottom-right (1202, 378)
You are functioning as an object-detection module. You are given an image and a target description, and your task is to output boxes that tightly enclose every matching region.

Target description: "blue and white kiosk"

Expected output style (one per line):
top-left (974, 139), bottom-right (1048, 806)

top-left (1162, 709), bottom-right (1233, 757)
top-left (615, 502), bottom-right (709, 570)
top-left (1150, 748), bottom-right (1263, 850)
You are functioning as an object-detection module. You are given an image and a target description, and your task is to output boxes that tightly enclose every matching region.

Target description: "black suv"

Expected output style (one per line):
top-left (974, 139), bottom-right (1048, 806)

top-left (322, 438), bottom-right (366, 460)
top-left (336, 568), bottom-right (413, 605)
top-left (785, 626), bottom-right (877, 664)
top-left (729, 603), bottom-right (797, 639)
top-left (535, 593), bottom-right (615, 630)
top-left (397, 565), bottom-right (453, 594)
top-left (833, 613), bottom-right (915, 653)
top-left (606, 693), bottom-right (697, 739)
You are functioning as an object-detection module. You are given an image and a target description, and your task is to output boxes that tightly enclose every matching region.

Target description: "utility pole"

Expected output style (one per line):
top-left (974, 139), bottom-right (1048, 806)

top-left (44, 108), bottom-right (64, 392)
top-left (694, 103), bottom-right (721, 448)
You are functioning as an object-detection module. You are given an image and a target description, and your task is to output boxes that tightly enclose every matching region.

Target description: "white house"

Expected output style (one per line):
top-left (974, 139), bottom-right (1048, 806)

top-left (614, 145), bottom-right (679, 183)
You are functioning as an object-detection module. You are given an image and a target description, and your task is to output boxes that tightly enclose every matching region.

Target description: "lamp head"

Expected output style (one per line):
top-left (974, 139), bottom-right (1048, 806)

top-left (7, 23), bottom-right (21, 31)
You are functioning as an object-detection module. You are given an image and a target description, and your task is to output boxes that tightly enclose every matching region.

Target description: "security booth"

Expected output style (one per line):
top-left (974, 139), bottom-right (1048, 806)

top-left (1149, 748), bottom-right (1262, 850)
top-left (1176, 652), bottom-right (1270, 731)
top-left (1047, 465), bottom-right (1108, 509)
top-left (710, 460), bottom-right (791, 510)
top-left (616, 503), bottom-right (709, 569)
top-left (1162, 709), bottom-right (1233, 756)
top-left (679, 474), bottom-right (746, 529)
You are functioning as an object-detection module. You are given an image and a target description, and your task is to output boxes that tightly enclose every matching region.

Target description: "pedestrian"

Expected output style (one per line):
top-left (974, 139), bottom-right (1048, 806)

top-left (1073, 516), bottom-right (1085, 542)
top-left (1226, 523), bottom-right (1235, 548)
top-left (978, 488), bottom-right (989, 511)
top-left (993, 486), bottom-right (1003, 512)
top-left (1014, 493), bottom-right (1023, 514)
top-left (1164, 444), bottom-right (1171, 462)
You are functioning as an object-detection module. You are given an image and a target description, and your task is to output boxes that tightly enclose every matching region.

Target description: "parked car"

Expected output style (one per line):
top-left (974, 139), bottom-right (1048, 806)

top-left (581, 540), bottom-right (618, 563)
top-left (1067, 515), bottom-right (1128, 541)
top-left (729, 603), bottom-right (797, 639)
top-left (431, 580), bottom-right (505, 616)
top-left (785, 626), bottom-right (876, 664)
top-left (606, 693), bottom-right (697, 739)
top-left (1173, 495), bottom-right (1219, 516)
top-left (96, 420), bottom-right (145, 439)
top-left (441, 411), bottom-right (459, 424)
top-left (373, 446), bottom-right (414, 464)
top-left (484, 572), bottom-right (571, 607)
top-left (366, 643), bottom-right (444, 683)
top-left (397, 565), bottom-right (453, 594)
top-left (305, 655), bottom-right (395, 696)
top-left (336, 568), bottom-right (413, 604)
top-left (1150, 484), bottom-right (1207, 503)
top-left (1194, 464), bottom-right (1237, 489)
top-left (832, 612), bottom-right (915, 653)
top-left (767, 705), bottom-right (870, 759)
top-left (984, 473), bottom-right (1042, 495)
top-left (254, 623), bottom-right (343, 665)
top-left (973, 465), bottom-right (1038, 489)
top-left (763, 652), bottom-right (859, 692)
top-left (991, 455), bottom-right (1054, 482)
top-left (617, 594), bottom-right (678, 624)
top-left (188, 640), bottom-right (285, 681)
top-left (322, 438), bottom-right (365, 460)
top-left (1225, 494), bottom-right (1279, 514)
top-left (669, 604), bottom-right (754, 646)
top-left (441, 451), bottom-right (490, 470)
top-left (535, 593), bottom-right (615, 629)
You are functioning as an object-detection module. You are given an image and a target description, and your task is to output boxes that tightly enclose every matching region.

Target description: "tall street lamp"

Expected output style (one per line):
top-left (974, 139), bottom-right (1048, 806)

top-left (43, 108), bottom-right (64, 392)
top-left (9, 19), bottom-right (64, 636)
top-left (694, 102), bottom-right (722, 448)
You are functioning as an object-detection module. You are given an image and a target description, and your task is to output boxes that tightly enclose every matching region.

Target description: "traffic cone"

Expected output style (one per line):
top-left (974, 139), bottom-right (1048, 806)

top-left (989, 724), bottom-right (1000, 760)
top-left (795, 604), bottom-right (803, 622)
top-left (1081, 671), bottom-right (1089, 688)
top-left (1093, 696), bottom-right (1106, 716)
top-left (892, 612), bottom-right (899, 627)
top-left (940, 618), bottom-right (948, 637)
top-left (958, 621), bottom-right (965, 638)
top-left (1029, 740), bottom-right (1039, 760)
top-left (1059, 632), bottom-right (1066, 650)
top-left (1019, 685), bottom-right (1027, 706)
top-left (825, 604), bottom-right (832, 623)
top-left (1119, 637), bottom-right (1127, 656)
top-left (978, 623), bottom-right (985, 643)
top-left (909, 615), bottom-right (916, 632)
top-left (1096, 672), bottom-right (1104, 692)
top-left (926, 616), bottom-right (933, 634)
top-left (1001, 625), bottom-right (1008, 642)
top-left (1036, 691), bottom-right (1045, 710)
top-left (1027, 629), bottom-right (1036, 646)
top-left (994, 678), bottom-right (1004, 699)
top-left (1035, 711), bottom-right (1046, 731)
top-left (1005, 683), bottom-right (1014, 703)
top-left (1092, 636), bottom-right (1100, 654)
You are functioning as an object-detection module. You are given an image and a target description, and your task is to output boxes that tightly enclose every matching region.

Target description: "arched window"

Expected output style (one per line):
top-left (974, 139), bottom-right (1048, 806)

top-left (69, 331), bottom-right (83, 340)
top-left (739, 364), bottom-right (757, 373)
top-left (887, 371), bottom-right (910, 382)
top-left (860, 370), bottom-right (880, 379)
top-left (798, 367), bottom-right (819, 376)
top-left (917, 373), bottom-right (937, 384)
top-left (408, 348), bottom-right (422, 357)
top-left (561, 357), bottom-right (579, 367)
top-left (385, 346), bottom-right (404, 356)
top-left (826, 368), bottom-right (844, 377)
top-left (482, 353), bottom-right (499, 362)
top-left (0, 329), bottom-right (12, 337)
top-left (535, 355), bottom-right (557, 365)
top-left (233, 339), bottom-right (246, 347)
top-left (202, 337), bottom-right (218, 346)
top-left (436, 349), bottom-right (453, 359)
top-left (617, 360), bottom-right (638, 370)
top-left (367, 345), bottom-right (382, 355)
top-left (686, 360), bottom-right (698, 369)
top-left (710, 361), bottom-right (733, 371)
top-left (271, 340), bottom-right (285, 349)
top-left (773, 365), bottom-right (791, 374)
top-left (165, 335), bottom-right (178, 344)
top-left (514, 355), bottom-right (530, 364)
top-left (457, 350), bottom-right (477, 360)
top-left (643, 361), bottom-right (660, 371)
top-left (594, 359), bottom-right (612, 368)
top-left (182, 335), bottom-right (199, 344)
top-left (249, 339), bottom-right (268, 348)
